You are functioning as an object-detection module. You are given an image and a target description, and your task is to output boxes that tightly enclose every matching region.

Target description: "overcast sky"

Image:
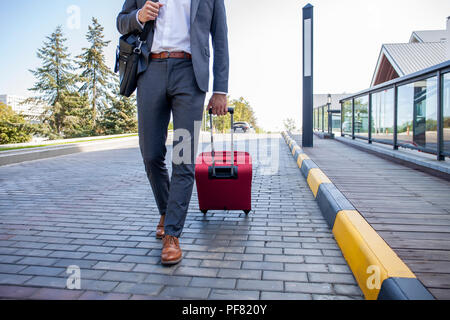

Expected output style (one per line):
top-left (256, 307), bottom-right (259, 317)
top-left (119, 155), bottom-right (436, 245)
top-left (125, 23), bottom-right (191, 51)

top-left (1, 0), bottom-right (449, 131)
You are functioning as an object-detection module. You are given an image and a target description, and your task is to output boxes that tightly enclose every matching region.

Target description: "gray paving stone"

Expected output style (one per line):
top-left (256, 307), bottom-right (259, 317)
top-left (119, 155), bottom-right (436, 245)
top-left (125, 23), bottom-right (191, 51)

top-left (0, 247), bottom-right (18, 255)
top-left (16, 257), bottom-right (58, 266)
top-left (0, 285), bottom-right (39, 299)
top-left (285, 282), bottom-right (333, 294)
top-left (177, 258), bottom-right (202, 267)
top-left (186, 251), bottom-right (225, 260)
top-left (84, 253), bottom-right (125, 262)
top-left (242, 261), bottom-right (284, 271)
top-left (264, 254), bottom-right (305, 264)
top-left (12, 249), bottom-right (53, 257)
top-left (160, 286), bottom-right (210, 299)
top-left (111, 247), bottom-right (149, 256)
top-left (53, 259), bottom-right (98, 269)
top-left (200, 259), bottom-right (242, 269)
top-left (236, 279), bottom-right (283, 292)
top-left (218, 269), bottom-right (262, 280)
top-left (25, 276), bottom-right (66, 288)
top-left (263, 271), bottom-right (308, 282)
top-left (0, 273), bottom-right (33, 285)
top-left (78, 245), bottom-right (114, 253)
top-left (100, 271), bottom-right (147, 283)
top-left (48, 251), bottom-right (88, 259)
top-left (285, 263), bottom-right (328, 273)
top-left (19, 266), bottom-right (65, 277)
top-left (334, 284), bottom-right (363, 296)
top-left (244, 247), bottom-right (283, 255)
top-left (224, 253), bottom-right (263, 262)
top-left (114, 282), bottom-right (162, 296)
top-left (76, 269), bottom-right (106, 280)
top-left (43, 244), bottom-right (80, 251)
top-left (209, 289), bottom-right (259, 300)
top-left (260, 292), bottom-right (312, 300)
top-left (0, 263), bottom-right (27, 274)
top-left (81, 279), bottom-right (119, 292)
top-left (284, 248), bottom-right (322, 256)
top-left (30, 287), bottom-right (83, 300)
top-left (93, 261), bottom-right (135, 272)
top-left (78, 291), bottom-right (131, 300)
top-left (174, 267), bottom-right (218, 278)
top-left (190, 277), bottom-right (236, 289)
top-left (308, 272), bottom-right (357, 284)
top-left (144, 274), bottom-right (192, 286)
top-left (0, 255), bottom-right (23, 264)
top-left (328, 264), bottom-right (352, 274)
top-left (305, 256), bottom-right (347, 265)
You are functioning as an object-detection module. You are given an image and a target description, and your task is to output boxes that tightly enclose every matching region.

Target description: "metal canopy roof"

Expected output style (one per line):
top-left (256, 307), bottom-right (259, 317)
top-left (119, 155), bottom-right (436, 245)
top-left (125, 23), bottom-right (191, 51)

top-left (410, 30), bottom-right (447, 43)
top-left (370, 42), bottom-right (447, 87)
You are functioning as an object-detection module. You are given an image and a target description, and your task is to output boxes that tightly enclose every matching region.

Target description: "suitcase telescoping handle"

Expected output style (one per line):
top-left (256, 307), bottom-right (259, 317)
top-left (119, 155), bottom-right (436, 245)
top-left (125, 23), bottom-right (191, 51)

top-left (209, 107), bottom-right (235, 178)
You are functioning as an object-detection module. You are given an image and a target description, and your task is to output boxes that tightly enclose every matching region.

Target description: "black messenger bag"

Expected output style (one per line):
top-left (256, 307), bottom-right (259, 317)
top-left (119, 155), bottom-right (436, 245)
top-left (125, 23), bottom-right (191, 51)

top-left (114, 13), bottom-right (154, 97)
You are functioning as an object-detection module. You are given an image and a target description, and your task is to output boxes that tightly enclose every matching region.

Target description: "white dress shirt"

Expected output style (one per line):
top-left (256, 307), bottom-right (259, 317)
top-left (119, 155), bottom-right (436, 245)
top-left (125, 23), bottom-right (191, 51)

top-left (137, 0), bottom-right (191, 54)
top-left (137, 0), bottom-right (227, 94)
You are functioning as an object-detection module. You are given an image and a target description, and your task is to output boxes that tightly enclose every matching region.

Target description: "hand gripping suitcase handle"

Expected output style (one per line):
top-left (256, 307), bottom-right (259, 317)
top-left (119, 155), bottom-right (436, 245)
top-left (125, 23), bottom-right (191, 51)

top-left (209, 108), bottom-right (235, 177)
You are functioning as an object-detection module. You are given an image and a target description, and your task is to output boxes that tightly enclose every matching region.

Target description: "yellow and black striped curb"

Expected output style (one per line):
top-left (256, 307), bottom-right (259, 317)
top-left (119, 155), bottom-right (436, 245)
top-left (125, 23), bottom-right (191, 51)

top-left (281, 132), bottom-right (434, 300)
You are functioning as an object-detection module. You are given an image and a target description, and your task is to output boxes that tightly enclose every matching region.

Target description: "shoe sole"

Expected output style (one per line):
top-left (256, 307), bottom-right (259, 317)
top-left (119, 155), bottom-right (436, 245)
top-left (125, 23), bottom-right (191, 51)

top-left (161, 257), bottom-right (182, 266)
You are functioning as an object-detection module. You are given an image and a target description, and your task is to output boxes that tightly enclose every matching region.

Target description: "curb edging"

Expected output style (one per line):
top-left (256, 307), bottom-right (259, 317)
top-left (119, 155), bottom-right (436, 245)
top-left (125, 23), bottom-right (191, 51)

top-left (281, 132), bottom-right (435, 300)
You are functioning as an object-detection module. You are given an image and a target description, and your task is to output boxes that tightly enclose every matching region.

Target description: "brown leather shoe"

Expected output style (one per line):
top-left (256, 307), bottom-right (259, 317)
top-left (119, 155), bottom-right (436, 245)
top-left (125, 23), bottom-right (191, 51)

top-left (161, 235), bottom-right (182, 265)
top-left (156, 215), bottom-right (165, 239)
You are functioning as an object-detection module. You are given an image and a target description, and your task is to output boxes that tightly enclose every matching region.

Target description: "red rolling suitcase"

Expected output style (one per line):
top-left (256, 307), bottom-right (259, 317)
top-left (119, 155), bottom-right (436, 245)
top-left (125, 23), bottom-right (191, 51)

top-left (195, 108), bottom-right (252, 215)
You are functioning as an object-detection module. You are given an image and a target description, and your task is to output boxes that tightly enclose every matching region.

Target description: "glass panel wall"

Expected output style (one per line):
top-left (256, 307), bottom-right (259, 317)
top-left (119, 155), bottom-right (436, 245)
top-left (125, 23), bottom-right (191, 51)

top-left (318, 106), bottom-right (323, 131)
top-left (354, 95), bottom-right (369, 137)
top-left (444, 72), bottom-right (450, 155)
top-left (342, 100), bottom-right (353, 135)
top-left (313, 108), bottom-right (316, 130)
top-left (315, 108), bottom-right (319, 131)
top-left (371, 88), bottom-right (394, 144)
top-left (332, 113), bottom-right (341, 133)
top-left (397, 77), bottom-right (437, 150)
top-left (324, 107), bottom-right (329, 132)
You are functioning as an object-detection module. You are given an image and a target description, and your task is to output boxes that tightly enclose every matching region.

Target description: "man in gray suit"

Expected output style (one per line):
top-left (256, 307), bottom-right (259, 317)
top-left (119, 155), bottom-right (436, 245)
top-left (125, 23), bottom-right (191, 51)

top-left (117, 0), bottom-right (229, 265)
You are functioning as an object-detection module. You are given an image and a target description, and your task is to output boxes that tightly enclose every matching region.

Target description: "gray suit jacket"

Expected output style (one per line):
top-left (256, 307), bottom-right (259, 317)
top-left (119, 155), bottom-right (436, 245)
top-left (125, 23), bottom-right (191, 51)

top-left (117, 0), bottom-right (229, 93)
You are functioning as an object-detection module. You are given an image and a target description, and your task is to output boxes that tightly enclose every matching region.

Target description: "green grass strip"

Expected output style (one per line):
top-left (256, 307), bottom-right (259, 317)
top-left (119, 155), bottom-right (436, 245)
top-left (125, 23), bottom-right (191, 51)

top-left (0, 134), bottom-right (138, 152)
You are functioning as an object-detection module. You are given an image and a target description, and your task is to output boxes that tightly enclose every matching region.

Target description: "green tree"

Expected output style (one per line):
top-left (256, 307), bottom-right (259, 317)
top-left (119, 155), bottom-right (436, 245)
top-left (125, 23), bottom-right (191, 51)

top-left (29, 26), bottom-right (76, 108)
top-left (77, 18), bottom-right (114, 128)
top-left (283, 118), bottom-right (297, 132)
top-left (99, 77), bottom-right (138, 135)
top-left (0, 103), bottom-right (34, 144)
top-left (39, 91), bottom-right (93, 139)
top-left (211, 97), bottom-right (262, 133)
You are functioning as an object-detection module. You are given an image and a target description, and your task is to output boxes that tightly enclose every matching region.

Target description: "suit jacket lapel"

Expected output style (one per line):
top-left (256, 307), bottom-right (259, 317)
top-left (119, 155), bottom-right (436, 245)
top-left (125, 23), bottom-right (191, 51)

top-left (190, 0), bottom-right (200, 26)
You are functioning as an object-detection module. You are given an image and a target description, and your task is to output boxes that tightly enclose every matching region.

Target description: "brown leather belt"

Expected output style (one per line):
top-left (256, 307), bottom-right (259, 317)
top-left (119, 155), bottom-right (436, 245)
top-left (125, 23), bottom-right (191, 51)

top-left (151, 51), bottom-right (192, 60)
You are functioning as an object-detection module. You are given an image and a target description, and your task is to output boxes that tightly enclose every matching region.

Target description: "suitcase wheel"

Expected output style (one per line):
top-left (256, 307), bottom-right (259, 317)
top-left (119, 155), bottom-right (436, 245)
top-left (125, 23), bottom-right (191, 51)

top-left (244, 210), bottom-right (251, 215)
top-left (201, 210), bottom-right (208, 215)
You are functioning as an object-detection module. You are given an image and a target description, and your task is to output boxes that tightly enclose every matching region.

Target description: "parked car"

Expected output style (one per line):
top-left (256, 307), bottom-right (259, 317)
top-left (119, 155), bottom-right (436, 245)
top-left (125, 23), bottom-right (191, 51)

top-left (233, 122), bottom-right (251, 133)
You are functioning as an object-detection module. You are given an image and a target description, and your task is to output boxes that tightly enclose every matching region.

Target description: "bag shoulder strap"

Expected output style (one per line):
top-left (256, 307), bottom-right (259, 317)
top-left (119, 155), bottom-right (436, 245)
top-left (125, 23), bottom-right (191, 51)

top-left (138, 20), bottom-right (154, 42)
top-left (138, 0), bottom-right (158, 42)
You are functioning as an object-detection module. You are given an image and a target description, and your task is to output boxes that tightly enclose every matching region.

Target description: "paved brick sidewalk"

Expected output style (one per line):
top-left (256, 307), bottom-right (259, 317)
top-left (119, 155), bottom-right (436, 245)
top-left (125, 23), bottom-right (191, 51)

top-left (0, 134), bottom-right (363, 300)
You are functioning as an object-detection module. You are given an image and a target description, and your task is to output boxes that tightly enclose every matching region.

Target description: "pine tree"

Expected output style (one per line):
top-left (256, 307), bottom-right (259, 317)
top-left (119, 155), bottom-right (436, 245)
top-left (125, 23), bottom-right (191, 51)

top-left (29, 26), bottom-right (76, 108)
top-left (59, 91), bottom-right (93, 138)
top-left (99, 76), bottom-right (138, 135)
top-left (77, 18), bottom-right (113, 129)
